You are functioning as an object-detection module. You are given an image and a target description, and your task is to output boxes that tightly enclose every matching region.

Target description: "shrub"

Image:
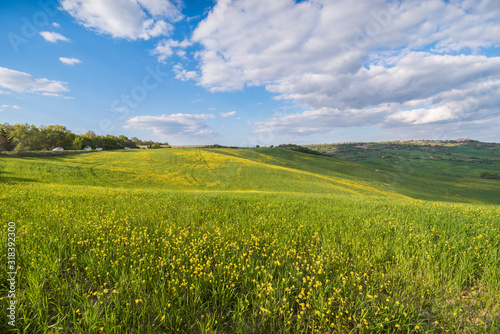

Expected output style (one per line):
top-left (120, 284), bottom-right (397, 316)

top-left (480, 172), bottom-right (500, 180)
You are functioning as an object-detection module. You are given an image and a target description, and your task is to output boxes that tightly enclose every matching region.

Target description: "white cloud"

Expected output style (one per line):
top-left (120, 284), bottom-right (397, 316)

top-left (124, 113), bottom-right (216, 139)
top-left (52, 22), bottom-right (60, 28)
top-left (0, 67), bottom-right (69, 95)
top-left (267, 53), bottom-right (500, 112)
top-left (220, 111), bottom-right (236, 118)
top-left (256, 53), bottom-right (500, 135)
top-left (42, 92), bottom-right (64, 97)
top-left (172, 63), bottom-right (197, 81)
top-left (0, 105), bottom-right (23, 112)
top-left (151, 39), bottom-right (192, 62)
top-left (59, 57), bottom-right (82, 65)
top-left (254, 107), bottom-right (382, 137)
top-left (191, 0), bottom-right (500, 137)
top-left (60, 0), bottom-right (183, 40)
top-left (137, 0), bottom-right (184, 20)
top-left (40, 92), bottom-right (74, 99)
top-left (40, 31), bottom-right (70, 43)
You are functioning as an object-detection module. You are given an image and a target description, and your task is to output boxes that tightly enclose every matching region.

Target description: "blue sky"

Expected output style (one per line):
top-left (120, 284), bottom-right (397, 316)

top-left (1, 0), bottom-right (500, 145)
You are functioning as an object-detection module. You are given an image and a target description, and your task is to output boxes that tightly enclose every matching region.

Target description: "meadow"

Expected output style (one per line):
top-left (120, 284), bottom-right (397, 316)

top-left (1, 148), bottom-right (499, 333)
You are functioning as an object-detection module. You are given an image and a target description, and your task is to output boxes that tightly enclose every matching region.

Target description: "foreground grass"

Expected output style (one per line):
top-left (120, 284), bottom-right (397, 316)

top-left (1, 149), bottom-right (499, 333)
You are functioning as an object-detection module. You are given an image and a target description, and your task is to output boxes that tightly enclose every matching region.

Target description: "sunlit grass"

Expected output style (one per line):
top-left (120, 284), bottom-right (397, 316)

top-left (1, 149), bottom-right (499, 333)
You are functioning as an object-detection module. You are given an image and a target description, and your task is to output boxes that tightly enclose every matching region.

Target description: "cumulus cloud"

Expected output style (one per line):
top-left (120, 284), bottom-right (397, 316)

top-left (60, 0), bottom-right (183, 40)
top-left (40, 31), bottom-right (70, 43)
top-left (0, 67), bottom-right (69, 95)
top-left (254, 107), bottom-right (384, 136)
top-left (124, 113), bottom-right (216, 139)
top-left (256, 53), bottom-right (500, 135)
top-left (59, 57), bottom-right (82, 65)
top-left (266, 53), bottom-right (500, 116)
top-left (220, 111), bottom-right (236, 118)
top-left (172, 63), bottom-right (197, 81)
top-left (151, 39), bottom-right (191, 62)
top-left (191, 0), bottom-right (500, 137)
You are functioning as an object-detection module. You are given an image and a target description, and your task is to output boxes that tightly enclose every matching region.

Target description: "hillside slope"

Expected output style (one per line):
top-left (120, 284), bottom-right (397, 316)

top-left (0, 148), bottom-right (399, 198)
top-left (2, 147), bottom-right (498, 203)
top-left (304, 142), bottom-right (500, 204)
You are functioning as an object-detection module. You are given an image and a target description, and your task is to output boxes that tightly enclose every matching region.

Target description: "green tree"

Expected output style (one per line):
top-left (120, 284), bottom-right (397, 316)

top-left (102, 135), bottom-right (119, 149)
top-left (0, 128), bottom-right (14, 151)
top-left (10, 123), bottom-right (42, 151)
top-left (73, 136), bottom-right (93, 150)
top-left (116, 135), bottom-right (137, 149)
top-left (39, 125), bottom-right (75, 150)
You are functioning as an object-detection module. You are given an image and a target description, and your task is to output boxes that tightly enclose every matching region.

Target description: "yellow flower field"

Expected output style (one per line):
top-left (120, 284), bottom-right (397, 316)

top-left (1, 148), bottom-right (499, 333)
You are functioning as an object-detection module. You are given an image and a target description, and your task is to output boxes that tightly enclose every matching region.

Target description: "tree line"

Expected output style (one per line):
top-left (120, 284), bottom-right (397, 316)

top-left (0, 123), bottom-right (168, 152)
top-left (277, 144), bottom-right (325, 156)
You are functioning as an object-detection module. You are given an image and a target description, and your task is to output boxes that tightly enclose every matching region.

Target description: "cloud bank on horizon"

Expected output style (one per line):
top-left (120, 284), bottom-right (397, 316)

top-left (1, 0), bottom-right (499, 144)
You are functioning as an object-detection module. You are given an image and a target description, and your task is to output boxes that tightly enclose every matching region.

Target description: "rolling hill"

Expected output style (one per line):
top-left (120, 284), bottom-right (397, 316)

top-left (0, 147), bottom-right (499, 333)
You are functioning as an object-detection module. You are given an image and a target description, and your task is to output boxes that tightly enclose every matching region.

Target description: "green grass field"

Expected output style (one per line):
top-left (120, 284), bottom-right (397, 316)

top-left (306, 141), bottom-right (500, 204)
top-left (1, 148), bottom-right (499, 333)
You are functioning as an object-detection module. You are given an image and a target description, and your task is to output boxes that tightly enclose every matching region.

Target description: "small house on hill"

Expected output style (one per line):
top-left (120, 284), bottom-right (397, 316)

top-left (138, 145), bottom-right (150, 149)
